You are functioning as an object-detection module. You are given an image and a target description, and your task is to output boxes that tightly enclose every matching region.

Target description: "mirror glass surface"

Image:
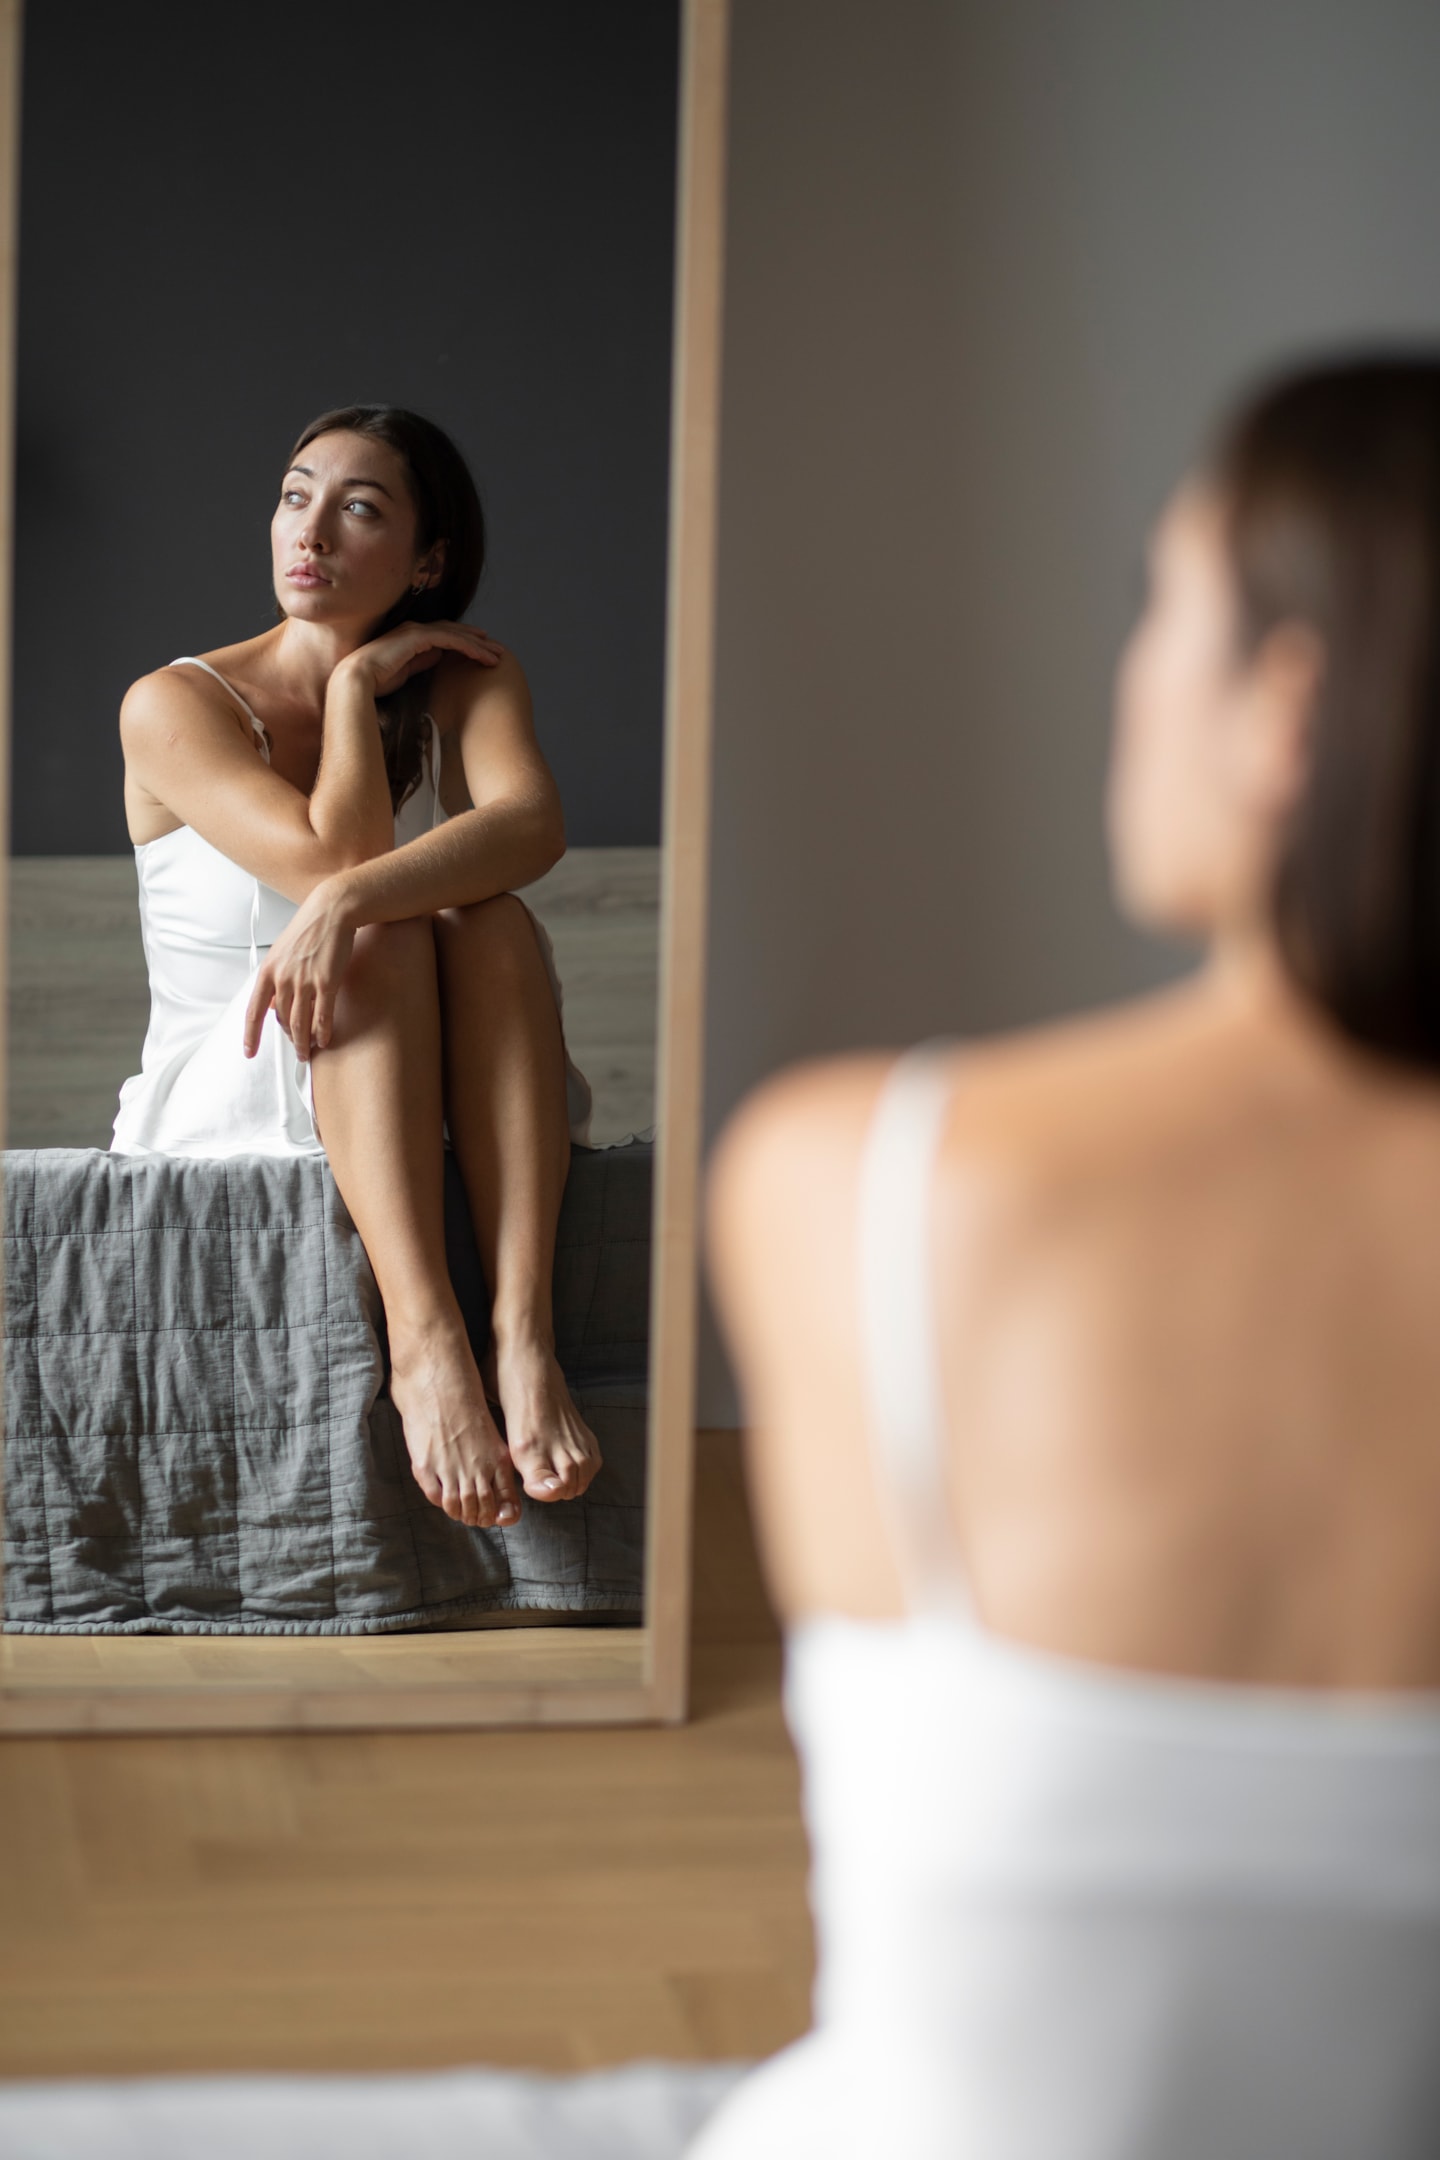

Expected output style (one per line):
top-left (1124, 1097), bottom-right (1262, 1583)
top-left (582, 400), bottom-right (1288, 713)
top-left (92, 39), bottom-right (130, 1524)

top-left (3, 0), bottom-right (680, 1655)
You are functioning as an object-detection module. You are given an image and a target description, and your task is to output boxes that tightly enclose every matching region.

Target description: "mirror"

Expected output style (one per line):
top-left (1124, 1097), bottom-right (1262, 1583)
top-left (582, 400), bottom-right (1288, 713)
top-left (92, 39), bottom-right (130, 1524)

top-left (0, 0), bottom-right (727, 1729)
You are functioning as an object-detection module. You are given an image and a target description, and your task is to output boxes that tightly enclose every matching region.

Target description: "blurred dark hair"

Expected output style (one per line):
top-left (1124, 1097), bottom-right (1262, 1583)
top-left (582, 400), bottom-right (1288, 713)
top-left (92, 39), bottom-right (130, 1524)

top-left (1208, 354), bottom-right (1440, 1072)
top-left (283, 404), bottom-right (486, 813)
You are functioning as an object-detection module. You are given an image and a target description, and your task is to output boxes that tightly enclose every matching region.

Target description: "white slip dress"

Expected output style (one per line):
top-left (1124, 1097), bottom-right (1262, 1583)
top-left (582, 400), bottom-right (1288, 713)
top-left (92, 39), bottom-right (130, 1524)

top-left (688, 1041), bottom-right (1440, 2160)
top-left (110, 656), bottom-right (592, 1159)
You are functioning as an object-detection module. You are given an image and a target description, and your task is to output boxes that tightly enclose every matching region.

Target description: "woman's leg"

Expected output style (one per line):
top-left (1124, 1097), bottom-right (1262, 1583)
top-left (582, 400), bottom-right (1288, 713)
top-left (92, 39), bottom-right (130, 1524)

top-left (308, 917), bottom-right (522, 1530)
top-left (433, 894), bottom-right (602, 1503)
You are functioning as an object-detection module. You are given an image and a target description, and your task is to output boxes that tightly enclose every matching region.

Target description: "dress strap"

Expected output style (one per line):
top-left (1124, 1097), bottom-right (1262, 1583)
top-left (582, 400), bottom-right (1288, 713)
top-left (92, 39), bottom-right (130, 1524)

top-left (169, 656), bottom-right (270, 763)
top-left (855, 1037), bottom-right (972, 1616)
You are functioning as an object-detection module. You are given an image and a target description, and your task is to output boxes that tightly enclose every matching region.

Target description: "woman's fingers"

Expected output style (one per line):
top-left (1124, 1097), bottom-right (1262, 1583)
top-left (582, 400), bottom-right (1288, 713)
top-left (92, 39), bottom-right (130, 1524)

top-left (290, 984), bottom-right (316, 1062)
top-left (361, 619), bottom-right (507, 695)
top-left (427, 624), bottom-right (503, 664)
top-left (242, 967), bottom-right (275, 1058)
top-left (416, 622), bottom-right (504, 663)
top-left (312, 985), bottom-right (335, 1053)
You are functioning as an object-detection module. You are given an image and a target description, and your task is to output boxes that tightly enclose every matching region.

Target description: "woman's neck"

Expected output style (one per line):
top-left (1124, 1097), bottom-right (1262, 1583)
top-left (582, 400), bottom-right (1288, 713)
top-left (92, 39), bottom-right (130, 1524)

top-left (261, 616), bottom-right (380, 714)
top-left (1203, 921), bottom-right (1293, 1011)
top-left (1199, 920), bottom-right (1356, 1083)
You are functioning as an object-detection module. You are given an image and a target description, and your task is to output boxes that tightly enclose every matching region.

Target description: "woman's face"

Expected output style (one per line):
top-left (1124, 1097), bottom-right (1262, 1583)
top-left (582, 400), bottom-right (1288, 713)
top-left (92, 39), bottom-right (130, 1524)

top-left (271, 429), bottom-right (436, 630)
top-left (1107, 478), bottom-right (1307, 940)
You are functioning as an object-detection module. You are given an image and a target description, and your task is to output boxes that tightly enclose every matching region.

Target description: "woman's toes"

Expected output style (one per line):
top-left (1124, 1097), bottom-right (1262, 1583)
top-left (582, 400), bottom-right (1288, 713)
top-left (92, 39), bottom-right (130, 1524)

top-left (517, 1458), bottom-right (584, 1502)
top-left (476, 1471), bottom-right (519, 1527)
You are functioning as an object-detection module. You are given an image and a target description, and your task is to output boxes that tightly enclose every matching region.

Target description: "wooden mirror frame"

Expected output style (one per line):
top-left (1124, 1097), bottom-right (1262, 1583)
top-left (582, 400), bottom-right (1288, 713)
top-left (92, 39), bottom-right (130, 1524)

top-left (0, 0), bottom-right (728, 1734)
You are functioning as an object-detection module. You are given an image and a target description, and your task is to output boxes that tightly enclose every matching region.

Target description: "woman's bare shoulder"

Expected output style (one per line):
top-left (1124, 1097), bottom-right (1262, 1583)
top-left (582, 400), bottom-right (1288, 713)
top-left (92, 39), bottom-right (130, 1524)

top-left (429, 642), bottom-right (531, 730)
top-left (708, 1053), bottom-right (895, 1237)
top-left (710, 990), bottom-right (1208, 1210)
top-left (119, 660), bottom-right (212, 735)
top-left (707, 1055), bottom-right (894, 1337)
top-left (118, 660), bottom-right (271, 811)
top-left (119, 660), bottom-right (246, 747)
top-left (706, 991), bottom-right (1235, 1359)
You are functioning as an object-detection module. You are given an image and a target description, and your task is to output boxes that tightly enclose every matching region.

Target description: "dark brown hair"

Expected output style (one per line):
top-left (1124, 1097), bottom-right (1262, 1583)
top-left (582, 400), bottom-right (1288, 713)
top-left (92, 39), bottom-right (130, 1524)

top-left (1208, 354), bottom-right (1440, 1072)
top-left (284, 404), bottom-right (486, 813)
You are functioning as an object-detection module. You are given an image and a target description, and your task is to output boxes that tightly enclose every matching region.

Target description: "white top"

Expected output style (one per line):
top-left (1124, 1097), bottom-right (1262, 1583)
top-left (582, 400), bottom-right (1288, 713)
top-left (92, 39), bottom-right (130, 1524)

top-left (110, 656), bottom-right (591, 1158)
top-left (688, 1040), bottom-right (1440, 2160)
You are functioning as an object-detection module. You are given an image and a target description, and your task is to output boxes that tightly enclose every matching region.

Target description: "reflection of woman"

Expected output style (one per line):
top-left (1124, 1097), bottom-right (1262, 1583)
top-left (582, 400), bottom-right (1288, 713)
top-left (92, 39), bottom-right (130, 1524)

top-left (700, 358), bottom-right (1440, 2156)
top-left (112, 404), bottom-right (601, 1528)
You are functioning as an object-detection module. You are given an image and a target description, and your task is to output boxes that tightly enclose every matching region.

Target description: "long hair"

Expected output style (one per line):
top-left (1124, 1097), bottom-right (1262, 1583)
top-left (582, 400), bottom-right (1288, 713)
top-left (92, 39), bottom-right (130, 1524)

top-left (283, 404), bottom-right (486, 813)
top-left (1207, 354), bottom-right (1440, 1073)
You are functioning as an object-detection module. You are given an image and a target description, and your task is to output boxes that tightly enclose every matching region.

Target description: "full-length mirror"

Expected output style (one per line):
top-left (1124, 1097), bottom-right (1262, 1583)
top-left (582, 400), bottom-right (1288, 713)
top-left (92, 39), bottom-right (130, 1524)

top-left (0, 0), bottom-right (726, 1729)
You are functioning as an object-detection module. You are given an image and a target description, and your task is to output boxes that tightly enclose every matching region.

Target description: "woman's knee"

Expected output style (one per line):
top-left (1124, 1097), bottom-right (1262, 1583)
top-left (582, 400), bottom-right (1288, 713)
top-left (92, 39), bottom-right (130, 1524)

top-left (343, 915), bottom-right (437, 1002)
top-left (435, 893), bottom-right (537, 972)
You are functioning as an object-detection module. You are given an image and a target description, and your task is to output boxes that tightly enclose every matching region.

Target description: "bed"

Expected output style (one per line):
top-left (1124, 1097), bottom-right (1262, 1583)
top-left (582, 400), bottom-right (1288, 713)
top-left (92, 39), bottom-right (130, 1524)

top-left (1, 1141), bottom-right (652, 1633)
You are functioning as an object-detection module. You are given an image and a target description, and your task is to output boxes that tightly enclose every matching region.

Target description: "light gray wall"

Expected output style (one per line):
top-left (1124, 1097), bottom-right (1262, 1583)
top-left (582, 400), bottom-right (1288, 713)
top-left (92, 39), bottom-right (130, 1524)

top-left (698, 0), bottom-right (1440, 1422)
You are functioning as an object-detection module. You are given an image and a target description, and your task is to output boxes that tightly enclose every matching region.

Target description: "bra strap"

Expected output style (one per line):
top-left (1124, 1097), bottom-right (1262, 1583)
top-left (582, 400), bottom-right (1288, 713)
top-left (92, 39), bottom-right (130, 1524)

top-left (856, 1037), bottom-right (972, 1615)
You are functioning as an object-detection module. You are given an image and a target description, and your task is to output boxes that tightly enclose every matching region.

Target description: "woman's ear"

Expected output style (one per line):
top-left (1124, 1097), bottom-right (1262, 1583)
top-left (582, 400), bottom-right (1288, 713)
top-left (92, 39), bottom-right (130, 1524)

top-left (1235, 621), bottom-right (1325, 820)
top-left (415, 537), bottom-right (449, 591)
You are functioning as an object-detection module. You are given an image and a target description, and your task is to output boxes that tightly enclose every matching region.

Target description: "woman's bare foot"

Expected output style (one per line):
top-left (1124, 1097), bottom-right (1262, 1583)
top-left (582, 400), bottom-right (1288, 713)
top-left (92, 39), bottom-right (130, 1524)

top-left (482, 1332), bottom-right (603, 1502)
top-left (388, 1311), bottom-right (523, 1528)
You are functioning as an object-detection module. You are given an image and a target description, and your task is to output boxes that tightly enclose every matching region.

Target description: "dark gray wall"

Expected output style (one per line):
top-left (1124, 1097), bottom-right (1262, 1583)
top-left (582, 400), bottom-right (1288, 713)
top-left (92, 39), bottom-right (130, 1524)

top-left (699, 0), bottom-right (1440, 1422)
top-left (13, 0), bottom-right (678, 854)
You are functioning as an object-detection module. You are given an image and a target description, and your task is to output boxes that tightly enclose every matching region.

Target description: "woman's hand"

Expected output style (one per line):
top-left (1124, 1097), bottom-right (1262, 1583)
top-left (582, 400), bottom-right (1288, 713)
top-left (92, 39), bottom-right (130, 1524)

top-left (337, 619), bottom-right (505, 701)
top-left (242, 874), bottom-right (359, 1064)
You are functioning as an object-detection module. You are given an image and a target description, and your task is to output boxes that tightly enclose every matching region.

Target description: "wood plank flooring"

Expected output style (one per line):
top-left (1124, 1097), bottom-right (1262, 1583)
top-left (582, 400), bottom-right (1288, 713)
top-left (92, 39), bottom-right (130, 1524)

top-left (6, 848), bottom-right (660, 1151)
top-left (0, 1433), bottom-right (813, 2079)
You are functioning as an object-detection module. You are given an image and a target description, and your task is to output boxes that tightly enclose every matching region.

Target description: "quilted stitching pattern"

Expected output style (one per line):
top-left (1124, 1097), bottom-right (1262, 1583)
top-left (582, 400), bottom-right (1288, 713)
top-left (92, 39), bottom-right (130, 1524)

top-left (2, 1143), bottom-right (651, 1633)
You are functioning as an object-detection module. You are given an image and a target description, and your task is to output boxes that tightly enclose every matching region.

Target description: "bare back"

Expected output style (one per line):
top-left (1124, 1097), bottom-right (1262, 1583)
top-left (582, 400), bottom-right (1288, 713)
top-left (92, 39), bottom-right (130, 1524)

top-left (708, 971), bottom-right (1440, 1690)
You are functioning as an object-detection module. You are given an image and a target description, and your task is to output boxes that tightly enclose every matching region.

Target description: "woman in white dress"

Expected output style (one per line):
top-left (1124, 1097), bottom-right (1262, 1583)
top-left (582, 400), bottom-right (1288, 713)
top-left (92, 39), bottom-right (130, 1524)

top-left (113, 404), bottom-right (600, 1529)
top-left (698, 355), bottom-right (1440, 2154)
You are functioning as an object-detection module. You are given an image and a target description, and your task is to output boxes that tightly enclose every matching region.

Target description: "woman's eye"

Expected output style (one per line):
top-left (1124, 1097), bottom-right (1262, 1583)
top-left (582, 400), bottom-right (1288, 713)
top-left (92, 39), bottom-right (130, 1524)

top-left (277, 489), bottom-right (377, 515)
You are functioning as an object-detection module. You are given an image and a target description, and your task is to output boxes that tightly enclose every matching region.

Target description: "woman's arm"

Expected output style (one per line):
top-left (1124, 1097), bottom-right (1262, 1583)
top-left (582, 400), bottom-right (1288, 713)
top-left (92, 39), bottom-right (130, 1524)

top-left (121, 661), bottom-right (392, 900)
top-left (243, 647), bottom-right (565, 1058)
top-left (706, 1057), bottom-right (914, 1624)
top-left (120, 623), bottom-right (503, 903)
top-left (326, 648), bottom-right (564, 925)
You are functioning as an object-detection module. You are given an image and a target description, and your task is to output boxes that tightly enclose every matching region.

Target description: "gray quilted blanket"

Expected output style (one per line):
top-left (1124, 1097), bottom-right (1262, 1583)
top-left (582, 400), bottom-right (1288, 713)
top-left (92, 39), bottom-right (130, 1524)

top-left (1, 1143), bottom-right (650, 1632)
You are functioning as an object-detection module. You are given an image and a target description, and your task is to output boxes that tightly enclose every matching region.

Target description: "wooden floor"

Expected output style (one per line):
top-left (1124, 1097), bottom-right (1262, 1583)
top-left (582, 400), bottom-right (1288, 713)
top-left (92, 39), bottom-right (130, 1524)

top-left (6, 848), bottom-right (660, 1151)
top-left (0, 1433), bottom-right (813, 2079)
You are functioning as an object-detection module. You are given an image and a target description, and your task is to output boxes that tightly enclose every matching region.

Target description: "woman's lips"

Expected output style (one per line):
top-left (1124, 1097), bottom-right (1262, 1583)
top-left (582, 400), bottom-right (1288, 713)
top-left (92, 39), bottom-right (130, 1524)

top-left (285, 565), bottom-right (331, 587)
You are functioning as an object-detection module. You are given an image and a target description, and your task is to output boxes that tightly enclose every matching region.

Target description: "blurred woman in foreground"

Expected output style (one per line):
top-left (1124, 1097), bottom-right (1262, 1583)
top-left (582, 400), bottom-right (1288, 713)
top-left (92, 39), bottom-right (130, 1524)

top-left (699, 356), bottom-right (1440, 2158)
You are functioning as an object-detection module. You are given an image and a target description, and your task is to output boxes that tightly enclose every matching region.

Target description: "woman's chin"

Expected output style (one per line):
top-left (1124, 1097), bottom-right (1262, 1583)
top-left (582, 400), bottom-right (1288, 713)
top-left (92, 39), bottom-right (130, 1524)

top-left (274, 582), bottom-right (349, 623)
top-left (1110, 859), bottom-right (1215, 941)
